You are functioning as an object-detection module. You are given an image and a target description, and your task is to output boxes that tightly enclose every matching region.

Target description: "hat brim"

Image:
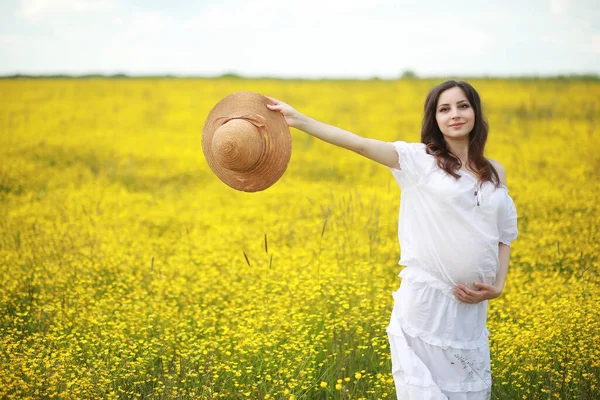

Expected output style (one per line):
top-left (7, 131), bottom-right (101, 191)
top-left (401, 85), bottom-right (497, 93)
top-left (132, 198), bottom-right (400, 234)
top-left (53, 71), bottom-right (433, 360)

top-left (202, 91), bottom-right (292, 192)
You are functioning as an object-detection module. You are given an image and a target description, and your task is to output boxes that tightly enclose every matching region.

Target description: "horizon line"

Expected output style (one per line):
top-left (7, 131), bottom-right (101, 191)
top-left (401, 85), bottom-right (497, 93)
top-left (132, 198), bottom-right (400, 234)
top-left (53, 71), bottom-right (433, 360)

top-left (1, 72), bottom-right (599, 81)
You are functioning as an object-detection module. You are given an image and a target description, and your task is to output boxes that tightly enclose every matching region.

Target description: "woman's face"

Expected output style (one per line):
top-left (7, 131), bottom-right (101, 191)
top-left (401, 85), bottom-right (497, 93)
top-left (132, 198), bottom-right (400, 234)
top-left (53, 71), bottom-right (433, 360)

top-left (435, 86), bottom-right (475, 141)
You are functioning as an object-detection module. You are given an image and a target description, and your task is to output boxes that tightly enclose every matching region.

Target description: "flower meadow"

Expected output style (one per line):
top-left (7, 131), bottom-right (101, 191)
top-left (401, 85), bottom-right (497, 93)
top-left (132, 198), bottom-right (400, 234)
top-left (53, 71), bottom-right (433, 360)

top-left (0, 78), bottom-right (598, 400)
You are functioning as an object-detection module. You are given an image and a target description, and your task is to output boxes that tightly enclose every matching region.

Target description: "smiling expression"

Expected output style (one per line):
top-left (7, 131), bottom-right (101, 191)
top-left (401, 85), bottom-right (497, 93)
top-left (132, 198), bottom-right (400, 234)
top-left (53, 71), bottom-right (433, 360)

top-left (435, 86), bottom-right (475, 141)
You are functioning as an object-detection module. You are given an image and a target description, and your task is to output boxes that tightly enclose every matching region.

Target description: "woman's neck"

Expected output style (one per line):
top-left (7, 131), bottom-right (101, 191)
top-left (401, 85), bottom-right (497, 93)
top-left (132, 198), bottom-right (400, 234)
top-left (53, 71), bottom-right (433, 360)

top-left (445, 137), bottom-right (470, 167)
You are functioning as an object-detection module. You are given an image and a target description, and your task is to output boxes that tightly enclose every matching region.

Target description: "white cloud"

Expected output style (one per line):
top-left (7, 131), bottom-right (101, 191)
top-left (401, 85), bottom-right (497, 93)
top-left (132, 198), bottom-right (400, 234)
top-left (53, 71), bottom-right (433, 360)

top-left (183, 0), bottom-right (414, 33)
top-left (16, 0), bottom-right (118, 21)
top-left (549, 0), bottom-right (571, 15)
top-left (174, 0), bottom-right (453, 77)
top-left (542, 30), bottom-right (600, 54)
top-left (592, 35), bottom-right (600, 54)
top-left (124, 11), bottom-right (173, 37)
top-left (0, 34), bottom-right (27, 45)
top-left (2, 0), bottom-right (598, 76)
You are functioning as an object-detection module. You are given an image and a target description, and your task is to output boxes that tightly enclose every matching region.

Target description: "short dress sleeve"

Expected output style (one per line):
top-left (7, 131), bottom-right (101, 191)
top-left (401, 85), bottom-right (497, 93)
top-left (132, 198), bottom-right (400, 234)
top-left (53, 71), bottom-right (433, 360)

top-left (498, 192), bottom-right (518, 246)
top-left (388, 141), bottom-right (430, 190)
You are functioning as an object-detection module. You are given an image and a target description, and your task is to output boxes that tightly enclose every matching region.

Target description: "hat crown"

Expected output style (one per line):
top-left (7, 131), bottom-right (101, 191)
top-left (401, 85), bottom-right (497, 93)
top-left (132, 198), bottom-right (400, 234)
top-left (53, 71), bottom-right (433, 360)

top-left (211, 119), bottom-right (264, 172)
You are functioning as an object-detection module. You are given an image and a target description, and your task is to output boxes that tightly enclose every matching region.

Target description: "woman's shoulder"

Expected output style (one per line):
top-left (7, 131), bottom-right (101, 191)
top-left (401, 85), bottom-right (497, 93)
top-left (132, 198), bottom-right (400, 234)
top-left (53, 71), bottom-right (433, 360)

top-left (390, 140), bottom-right (426, 150)
top-left (487, 159), bottom-right (507, 186)
top-left (388, 141), bottom-right (436, 186)
top-left (390, 141), bottom-right (431, 159)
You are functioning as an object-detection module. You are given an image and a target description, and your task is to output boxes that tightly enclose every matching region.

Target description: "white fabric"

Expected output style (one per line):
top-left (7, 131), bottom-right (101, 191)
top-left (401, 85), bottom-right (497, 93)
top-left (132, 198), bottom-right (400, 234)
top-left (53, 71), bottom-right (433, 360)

top-left (386, 141), bottom-right (518, 400)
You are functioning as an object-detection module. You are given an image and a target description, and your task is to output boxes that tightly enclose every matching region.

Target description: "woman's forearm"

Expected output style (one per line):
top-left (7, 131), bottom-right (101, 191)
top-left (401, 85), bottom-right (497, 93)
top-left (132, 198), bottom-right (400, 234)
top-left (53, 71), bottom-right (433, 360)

top-left (494, 243), bottom-right (512, 292)
top-left (266, 98), bottom-right (399, 168)
top-left (294, 114), bottom-right (364, 152)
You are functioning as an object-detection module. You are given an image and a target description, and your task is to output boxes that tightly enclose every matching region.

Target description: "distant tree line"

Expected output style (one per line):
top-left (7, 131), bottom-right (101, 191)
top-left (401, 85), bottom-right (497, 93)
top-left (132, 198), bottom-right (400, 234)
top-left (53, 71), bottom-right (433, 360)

top-left (0, 72), bottom-right (598, 81)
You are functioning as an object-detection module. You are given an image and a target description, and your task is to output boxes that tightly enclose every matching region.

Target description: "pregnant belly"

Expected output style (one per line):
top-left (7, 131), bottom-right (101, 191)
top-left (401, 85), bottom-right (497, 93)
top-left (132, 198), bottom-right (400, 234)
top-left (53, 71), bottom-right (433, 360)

top-left (430, 240), bottom-right (499, 287)
top-left (446, 265), bottom-right (494, 287)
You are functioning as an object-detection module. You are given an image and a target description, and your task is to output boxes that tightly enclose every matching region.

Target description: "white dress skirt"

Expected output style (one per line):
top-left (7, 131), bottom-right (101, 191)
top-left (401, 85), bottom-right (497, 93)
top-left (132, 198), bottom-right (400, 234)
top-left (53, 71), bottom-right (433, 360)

top-left (387, 268), bottom-right (492, 399)
top-left (386, 141), bottom-right (519, 400)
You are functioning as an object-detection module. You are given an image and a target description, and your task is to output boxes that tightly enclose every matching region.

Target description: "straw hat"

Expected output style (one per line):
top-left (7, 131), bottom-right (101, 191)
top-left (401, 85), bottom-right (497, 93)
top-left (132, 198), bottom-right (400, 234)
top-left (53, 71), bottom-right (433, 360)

top-left (202, 91), bottom-right (292, 192)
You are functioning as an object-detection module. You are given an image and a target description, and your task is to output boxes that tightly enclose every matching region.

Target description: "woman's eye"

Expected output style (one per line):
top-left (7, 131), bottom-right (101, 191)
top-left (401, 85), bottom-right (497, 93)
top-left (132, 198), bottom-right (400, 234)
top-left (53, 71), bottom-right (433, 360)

top-left (439, 107), bottom-right (448, 112)
top-left (460, 104), bottom-right (469, 108)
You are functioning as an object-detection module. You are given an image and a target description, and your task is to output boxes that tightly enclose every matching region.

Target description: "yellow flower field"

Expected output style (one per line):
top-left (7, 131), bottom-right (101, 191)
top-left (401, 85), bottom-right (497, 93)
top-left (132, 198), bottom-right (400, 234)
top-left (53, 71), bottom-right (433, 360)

top-left (0, 78), bottom-right (598, 399)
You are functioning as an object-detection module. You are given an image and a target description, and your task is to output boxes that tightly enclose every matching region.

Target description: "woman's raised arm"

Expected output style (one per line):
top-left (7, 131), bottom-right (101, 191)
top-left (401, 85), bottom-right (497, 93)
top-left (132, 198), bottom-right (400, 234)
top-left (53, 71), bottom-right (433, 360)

top-left (266, 97), bottom-right (400, 169)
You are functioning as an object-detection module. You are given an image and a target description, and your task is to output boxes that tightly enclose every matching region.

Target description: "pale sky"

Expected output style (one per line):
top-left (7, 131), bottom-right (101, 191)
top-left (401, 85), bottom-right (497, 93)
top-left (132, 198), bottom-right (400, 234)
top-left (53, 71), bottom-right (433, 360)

top-left (1, 0), bottom-right (599, 78)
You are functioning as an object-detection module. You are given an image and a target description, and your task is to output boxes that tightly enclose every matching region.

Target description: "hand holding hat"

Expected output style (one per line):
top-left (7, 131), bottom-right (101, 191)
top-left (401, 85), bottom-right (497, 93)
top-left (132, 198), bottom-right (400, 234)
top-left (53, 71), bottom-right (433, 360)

top-left (265, 97), bottom-right (303, 128)
top-left (202, 92), bottom-right (292, 192)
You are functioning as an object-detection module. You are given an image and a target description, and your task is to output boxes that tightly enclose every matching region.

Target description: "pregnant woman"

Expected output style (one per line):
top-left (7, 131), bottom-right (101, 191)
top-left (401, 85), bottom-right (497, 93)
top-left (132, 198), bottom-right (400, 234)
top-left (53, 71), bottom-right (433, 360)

top-left (267, 80), bottom-right (518, 400)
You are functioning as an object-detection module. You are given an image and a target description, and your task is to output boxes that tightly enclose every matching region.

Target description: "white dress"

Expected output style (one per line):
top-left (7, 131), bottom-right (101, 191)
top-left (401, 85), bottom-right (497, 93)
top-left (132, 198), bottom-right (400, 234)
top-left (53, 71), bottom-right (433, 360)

top-left (386, 141), bottom-right (518, 400)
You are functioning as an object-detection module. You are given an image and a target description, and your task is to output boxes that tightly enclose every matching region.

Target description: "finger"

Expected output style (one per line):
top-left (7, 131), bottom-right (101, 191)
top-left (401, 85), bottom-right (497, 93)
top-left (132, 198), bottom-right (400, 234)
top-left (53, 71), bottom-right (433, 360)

top-left (455, 283), bottom-right (471, 292)
top-left (456, 293), bottom-right (472, 303)
top-left (455, 285), bottom-right (476, 297)
top-left (473, 281), bottom-right (493, 291)
top-left (453, 289), bottom-right (472, 303)
top-left (460, 286), bottom-right (482, 299)
top-left (462, 286), bottom-right (480, 297)
top-left (265, 96), bottom-right (280, 104)
top-left (454, 286), bottom-right (481, 303)
top-left (266, 103), bottom-right (283, 111)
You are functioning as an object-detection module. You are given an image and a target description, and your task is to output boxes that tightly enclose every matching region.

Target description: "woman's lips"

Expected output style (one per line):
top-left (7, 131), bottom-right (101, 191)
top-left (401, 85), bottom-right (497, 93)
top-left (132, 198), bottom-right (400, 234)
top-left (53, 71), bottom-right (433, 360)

top-left (450, 123), bottom-right (465, 128)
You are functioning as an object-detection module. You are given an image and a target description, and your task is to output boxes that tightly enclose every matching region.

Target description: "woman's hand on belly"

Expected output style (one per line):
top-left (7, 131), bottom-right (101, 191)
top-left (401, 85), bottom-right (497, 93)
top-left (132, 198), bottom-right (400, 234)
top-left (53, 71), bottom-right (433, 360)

top-left (453, 281), bottom-right (502, 304)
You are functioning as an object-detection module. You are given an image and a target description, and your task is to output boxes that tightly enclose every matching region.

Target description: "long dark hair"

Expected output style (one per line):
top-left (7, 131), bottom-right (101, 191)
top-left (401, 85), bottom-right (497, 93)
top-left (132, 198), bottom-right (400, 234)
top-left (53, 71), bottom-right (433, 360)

top-left (421, 80), bottom-right (500, 187)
